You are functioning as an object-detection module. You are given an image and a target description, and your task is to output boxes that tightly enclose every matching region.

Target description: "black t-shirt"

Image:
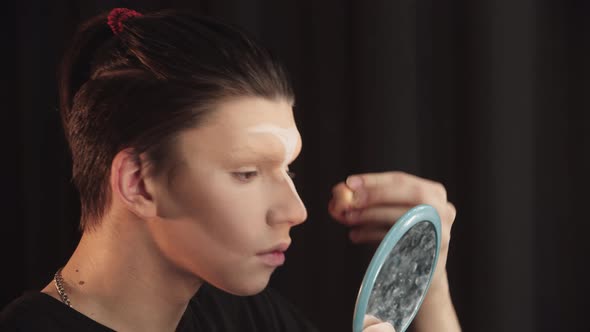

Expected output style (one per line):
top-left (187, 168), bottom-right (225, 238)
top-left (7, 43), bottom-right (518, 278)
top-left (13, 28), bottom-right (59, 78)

top-left (0, 284), bottom-right (320, 331)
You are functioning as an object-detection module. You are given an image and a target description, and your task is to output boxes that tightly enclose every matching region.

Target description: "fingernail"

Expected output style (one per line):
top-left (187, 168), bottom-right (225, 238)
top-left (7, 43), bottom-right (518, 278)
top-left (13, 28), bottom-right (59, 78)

top-left (346, 176), bottom-right (363, 190)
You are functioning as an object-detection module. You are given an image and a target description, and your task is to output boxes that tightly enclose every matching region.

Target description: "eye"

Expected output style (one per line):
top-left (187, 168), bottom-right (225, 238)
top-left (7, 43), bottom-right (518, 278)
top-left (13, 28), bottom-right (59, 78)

top-left (233, 171), bottom-right (258, 182)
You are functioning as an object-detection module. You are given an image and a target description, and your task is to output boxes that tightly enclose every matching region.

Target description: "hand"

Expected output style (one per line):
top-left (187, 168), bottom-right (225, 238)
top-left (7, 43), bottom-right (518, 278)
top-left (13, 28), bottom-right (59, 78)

top-left (363, 315), bottom-right (396, 332)
top-left (328, 171), bottom-right (456, 294)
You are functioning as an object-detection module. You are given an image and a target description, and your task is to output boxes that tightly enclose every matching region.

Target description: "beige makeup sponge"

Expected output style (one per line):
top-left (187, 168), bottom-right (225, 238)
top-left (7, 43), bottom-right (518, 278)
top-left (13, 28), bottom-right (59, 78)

top-left (332, 185), bottom-right (355, 216)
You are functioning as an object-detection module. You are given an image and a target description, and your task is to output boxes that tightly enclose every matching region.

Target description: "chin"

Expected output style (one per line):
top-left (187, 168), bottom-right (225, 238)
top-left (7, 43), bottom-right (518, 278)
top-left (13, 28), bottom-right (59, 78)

top-left (215, 275), bottom-right (271, 296)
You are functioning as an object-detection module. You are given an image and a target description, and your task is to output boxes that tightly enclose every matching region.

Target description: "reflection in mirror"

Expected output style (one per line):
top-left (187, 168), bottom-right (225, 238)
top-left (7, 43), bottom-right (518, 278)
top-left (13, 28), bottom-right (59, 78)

top-left (366, 221), bottom-right (437, 331)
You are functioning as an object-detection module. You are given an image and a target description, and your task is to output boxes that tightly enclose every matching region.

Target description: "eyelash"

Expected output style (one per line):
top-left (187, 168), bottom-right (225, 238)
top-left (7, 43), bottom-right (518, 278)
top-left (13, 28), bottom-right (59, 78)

top-left (234, 171), bottom-right (258, 182)
top-left (233, 168), bottom-right (296, 182)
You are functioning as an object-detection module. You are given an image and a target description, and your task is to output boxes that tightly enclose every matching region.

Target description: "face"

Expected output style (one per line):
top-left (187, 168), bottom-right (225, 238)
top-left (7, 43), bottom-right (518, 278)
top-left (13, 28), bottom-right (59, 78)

top-left (147, 96), bottom-right (307, 295)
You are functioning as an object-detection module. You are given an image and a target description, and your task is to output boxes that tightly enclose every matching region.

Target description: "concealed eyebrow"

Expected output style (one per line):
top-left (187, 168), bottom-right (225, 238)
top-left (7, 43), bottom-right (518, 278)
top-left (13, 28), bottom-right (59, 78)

top-left (228, 144), bottom-right (301, 164)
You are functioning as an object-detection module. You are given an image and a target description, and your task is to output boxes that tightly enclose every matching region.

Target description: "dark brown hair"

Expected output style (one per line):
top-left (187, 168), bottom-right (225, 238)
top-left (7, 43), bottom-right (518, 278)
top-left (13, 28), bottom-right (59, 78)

top-left (59, 9), bottom-right (294, 231)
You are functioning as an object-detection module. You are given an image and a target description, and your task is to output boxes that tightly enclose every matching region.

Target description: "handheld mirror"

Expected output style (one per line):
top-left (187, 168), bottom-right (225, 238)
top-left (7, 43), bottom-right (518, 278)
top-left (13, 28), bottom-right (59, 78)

top-left (352, 204), bottom-right (441, 332)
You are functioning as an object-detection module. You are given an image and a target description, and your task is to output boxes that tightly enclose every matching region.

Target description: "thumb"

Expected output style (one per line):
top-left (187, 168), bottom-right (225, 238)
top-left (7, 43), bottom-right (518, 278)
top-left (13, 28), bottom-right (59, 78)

top-left (363, 315), bottom-right (396, 332)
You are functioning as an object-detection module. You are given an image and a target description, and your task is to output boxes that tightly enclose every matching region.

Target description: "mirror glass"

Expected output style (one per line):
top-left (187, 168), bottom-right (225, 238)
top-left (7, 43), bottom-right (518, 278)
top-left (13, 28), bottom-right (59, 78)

top-left (366, 221), bottom-right (436, 330)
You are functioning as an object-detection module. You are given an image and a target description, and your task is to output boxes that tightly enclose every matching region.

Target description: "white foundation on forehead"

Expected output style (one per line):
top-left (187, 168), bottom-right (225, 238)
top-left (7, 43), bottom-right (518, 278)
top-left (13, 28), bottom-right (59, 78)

top-left (246, 123), bottom-right (301, 199)
top-left (246, 124), bottom-right (299, 167)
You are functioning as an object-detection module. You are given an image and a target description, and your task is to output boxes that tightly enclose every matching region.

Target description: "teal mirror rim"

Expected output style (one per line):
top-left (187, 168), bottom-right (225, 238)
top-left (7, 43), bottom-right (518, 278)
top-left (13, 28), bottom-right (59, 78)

top-left (352, 204), bottom-right (442, 332)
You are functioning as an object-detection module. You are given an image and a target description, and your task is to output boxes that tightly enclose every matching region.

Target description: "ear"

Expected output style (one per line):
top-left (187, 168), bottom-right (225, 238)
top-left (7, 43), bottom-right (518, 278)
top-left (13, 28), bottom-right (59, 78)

top-left (110, 149), bottom-right (157, 219)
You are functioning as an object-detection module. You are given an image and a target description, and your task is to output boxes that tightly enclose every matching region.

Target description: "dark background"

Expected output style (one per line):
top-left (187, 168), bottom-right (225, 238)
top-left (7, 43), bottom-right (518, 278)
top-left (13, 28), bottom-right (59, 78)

top-left (3, 0), bottom-right (589, 331)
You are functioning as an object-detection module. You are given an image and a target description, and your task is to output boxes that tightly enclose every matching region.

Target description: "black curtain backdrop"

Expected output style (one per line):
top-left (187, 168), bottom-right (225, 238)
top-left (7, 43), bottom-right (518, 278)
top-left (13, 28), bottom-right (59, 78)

top-left (3, 1), bottom-right (589, 331)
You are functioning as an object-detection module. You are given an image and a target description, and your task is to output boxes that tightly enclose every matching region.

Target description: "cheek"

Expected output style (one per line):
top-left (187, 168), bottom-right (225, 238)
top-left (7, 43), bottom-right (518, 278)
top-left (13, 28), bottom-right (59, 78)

top-left (149, 171), bottom-right (274, 293)
top-left (158, 167), bottom-right (267, 255)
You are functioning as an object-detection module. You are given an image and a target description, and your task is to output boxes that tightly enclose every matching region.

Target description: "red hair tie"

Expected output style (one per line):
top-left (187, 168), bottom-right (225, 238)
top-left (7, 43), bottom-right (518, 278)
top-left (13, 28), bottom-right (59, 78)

top-left (107, 8), bottom-right (143, 35)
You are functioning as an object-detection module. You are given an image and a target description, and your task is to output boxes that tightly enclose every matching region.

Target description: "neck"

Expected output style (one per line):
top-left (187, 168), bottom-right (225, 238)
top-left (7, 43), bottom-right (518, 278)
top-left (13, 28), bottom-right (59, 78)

top-left (44, 213), bottom-right (203, 332)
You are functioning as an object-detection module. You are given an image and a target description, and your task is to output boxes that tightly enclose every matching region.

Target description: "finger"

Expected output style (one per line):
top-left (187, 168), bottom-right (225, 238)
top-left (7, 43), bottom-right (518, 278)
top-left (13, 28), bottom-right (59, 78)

top-left (439, 201), bottom-right (457, 252)
top-left (363, 315), bottom-right (395, 331)
top-left (363, 322), bottom-right (396, 332)
top-left (349, 226), bottom-right (390, 244)
top-left (343, 205), bottom-right (412, 226)
top-left (328, 182), bottom-right (355, 219)
top-left (349, 203), bottom-right (456, 246)
top-left (363, 314), bottom-right (382, 328)
top-left (346, 172), bottom-right (447, 208)
top-left (447, 201), bottom-right (457, 222)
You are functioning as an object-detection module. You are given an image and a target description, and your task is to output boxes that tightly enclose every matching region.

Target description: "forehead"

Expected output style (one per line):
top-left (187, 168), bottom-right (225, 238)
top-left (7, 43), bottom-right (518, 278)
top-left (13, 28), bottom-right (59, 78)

top-left (179, 97), bottom-right (301, 157)
top-left (207, 97), bottom-right (297, 129)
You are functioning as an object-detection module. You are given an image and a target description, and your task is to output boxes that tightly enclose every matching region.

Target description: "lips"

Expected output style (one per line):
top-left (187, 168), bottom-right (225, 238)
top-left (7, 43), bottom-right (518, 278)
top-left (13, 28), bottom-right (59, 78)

top-left (257, 242), bottom-right (290, 267)
top-left (257, 242), bottom-right (290, 255)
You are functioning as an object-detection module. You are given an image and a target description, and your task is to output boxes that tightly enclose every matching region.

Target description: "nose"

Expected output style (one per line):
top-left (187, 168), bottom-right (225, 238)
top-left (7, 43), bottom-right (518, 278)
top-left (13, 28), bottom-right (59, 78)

top-left (267, 174), bottom-right (308, 226)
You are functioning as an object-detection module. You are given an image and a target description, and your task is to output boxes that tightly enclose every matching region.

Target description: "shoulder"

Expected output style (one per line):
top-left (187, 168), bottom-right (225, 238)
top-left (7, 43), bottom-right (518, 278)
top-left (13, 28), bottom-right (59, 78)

top-left (1, 291), bottom-right (51, 330)
top-left (1, 291), bottom-right (112, 332)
